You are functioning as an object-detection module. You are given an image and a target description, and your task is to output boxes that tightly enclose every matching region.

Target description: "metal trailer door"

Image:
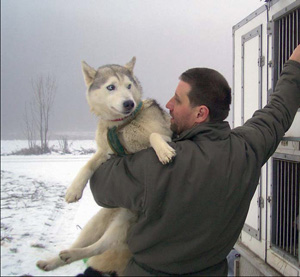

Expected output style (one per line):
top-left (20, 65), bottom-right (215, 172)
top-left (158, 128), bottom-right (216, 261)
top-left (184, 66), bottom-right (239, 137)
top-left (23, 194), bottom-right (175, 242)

top-left (241, 25), bottom-right (263, 240)
top-left (268, 2), bottom-right (300, 270)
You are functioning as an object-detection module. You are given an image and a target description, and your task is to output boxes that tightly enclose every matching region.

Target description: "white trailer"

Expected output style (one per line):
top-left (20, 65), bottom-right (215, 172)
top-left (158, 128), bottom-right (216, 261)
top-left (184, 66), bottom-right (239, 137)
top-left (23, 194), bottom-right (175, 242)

top-left (232, 0), bottom-right (300, 275)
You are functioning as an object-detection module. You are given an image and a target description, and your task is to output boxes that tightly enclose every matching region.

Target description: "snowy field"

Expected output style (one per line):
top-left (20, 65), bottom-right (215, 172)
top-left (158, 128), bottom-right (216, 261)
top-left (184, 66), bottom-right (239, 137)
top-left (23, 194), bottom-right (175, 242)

top-left (1, 140), bottom-right (101, 276)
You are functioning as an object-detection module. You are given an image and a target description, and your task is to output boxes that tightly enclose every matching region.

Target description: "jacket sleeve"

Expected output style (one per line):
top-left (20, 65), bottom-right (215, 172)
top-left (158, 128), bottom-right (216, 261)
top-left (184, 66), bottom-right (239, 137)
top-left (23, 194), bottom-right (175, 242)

top-left (232, 60), bottom-right (300, 165)
top-left (89, 147), bottom-right (160, 212)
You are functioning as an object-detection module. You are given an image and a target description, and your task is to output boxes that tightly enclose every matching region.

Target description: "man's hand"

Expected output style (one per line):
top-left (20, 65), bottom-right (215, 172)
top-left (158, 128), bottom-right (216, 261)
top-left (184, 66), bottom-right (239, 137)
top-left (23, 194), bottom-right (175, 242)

top-left (290, 44), bottom-right (300, 63)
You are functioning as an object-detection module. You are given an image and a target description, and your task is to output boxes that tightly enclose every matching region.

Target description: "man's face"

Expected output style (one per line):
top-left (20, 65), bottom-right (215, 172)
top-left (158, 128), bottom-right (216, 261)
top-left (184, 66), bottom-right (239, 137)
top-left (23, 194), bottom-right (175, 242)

top-left (166, 80), bottom-right (199, 135)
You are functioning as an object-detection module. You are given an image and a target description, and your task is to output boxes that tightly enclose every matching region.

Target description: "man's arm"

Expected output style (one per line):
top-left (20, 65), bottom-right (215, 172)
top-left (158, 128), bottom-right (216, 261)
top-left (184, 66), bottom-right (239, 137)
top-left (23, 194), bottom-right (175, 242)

top-left (232, 46), bottom-right (300, 165)
top-left (89, 147), bottom-right (162, 212)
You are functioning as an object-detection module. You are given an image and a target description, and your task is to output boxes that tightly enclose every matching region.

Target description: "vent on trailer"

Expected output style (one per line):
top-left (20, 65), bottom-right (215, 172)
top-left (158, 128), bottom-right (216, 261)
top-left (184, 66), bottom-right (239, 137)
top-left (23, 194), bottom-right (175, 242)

top-left (272, 157), bottom-right (299, 264)
top-left (271, 4), bottom-right (300, 266)
top-left (274, 6), bottom-right (300, 85)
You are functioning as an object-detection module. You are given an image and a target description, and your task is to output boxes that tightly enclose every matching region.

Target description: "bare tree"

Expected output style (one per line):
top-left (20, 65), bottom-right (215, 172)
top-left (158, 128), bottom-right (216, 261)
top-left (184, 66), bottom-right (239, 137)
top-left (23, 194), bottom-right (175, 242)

top-left (59, 136), bottom-right (71, 154)
top-left (23, 103), bottom-right (36, 149)
top-left (25, 74), bottom-right (57, 153)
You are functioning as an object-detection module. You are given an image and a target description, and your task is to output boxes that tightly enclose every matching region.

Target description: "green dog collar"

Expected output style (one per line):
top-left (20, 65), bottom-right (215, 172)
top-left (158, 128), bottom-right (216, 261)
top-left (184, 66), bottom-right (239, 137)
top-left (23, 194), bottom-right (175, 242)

top-left (107, 101), bottom-right (143, 156)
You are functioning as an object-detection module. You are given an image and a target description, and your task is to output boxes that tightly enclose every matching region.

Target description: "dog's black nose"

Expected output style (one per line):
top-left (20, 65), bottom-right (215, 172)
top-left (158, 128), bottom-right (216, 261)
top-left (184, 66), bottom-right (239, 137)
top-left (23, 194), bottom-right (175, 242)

top-left (123, 100), bottom-right (135, 111)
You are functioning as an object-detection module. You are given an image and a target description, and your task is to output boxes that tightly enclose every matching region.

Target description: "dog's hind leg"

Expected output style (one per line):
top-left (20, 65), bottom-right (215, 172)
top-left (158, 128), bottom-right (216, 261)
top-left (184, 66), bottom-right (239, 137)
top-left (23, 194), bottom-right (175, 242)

top-left (65, 149), bottom-right (110, 203)
top-left (36, 256), bottom-right (67, 272)
top-left (36, 208), bottom-right (118, 271)
top-left (87, 246), bottom-right (132, 276)
top-left (70, 208), bottom-right (120, 248)
top-left (59, 208), bottom-right (136, 264)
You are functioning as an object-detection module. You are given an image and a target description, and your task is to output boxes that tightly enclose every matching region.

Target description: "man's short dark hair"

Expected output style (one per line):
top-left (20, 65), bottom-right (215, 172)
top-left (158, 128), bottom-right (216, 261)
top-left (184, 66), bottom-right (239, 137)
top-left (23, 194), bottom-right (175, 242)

top-left (180, 68), bottom-right (232, 122)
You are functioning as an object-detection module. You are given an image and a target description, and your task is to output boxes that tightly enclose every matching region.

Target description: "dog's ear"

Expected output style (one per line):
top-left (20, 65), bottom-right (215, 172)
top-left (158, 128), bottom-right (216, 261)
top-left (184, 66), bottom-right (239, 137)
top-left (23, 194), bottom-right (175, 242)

top-left (81, 61), bottom-right (97, 87)
top-left (124, 57), bottom-right (136, 73)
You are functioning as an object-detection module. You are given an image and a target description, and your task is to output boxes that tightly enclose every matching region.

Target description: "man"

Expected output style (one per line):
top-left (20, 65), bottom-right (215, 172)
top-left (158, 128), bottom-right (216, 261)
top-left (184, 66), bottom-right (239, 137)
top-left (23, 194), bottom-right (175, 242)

top-left (88, 45), bottom-right (300, 276)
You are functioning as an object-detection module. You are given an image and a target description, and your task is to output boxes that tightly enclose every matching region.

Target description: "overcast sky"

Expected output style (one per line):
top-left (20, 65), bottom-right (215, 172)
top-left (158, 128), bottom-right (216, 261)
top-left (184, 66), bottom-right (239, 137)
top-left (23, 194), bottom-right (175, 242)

top-left (1, 0), bottom-right (264, 139)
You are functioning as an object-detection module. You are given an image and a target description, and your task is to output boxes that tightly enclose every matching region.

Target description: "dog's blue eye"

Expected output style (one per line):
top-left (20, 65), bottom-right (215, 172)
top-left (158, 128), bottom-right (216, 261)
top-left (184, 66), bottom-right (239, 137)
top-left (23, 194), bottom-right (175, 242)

top-left (127, 84), bottom-right (131, 89)
top-left (107, 85), bottom-right (115, 91)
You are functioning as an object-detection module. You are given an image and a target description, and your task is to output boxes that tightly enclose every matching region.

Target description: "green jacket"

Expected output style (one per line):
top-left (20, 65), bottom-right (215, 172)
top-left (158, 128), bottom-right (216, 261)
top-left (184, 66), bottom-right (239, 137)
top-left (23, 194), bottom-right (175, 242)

top-left (90, 60), bottom-right (300, 276)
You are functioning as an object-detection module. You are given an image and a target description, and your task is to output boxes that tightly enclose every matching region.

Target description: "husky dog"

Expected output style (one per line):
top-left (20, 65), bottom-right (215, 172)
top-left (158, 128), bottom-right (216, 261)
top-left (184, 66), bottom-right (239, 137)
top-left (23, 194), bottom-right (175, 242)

top-left (37, 57), bottom-right (175, 275)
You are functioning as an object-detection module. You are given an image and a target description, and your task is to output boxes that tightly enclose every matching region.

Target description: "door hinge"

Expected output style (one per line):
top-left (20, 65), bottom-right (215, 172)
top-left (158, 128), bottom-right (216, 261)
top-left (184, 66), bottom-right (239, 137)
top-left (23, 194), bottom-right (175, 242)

top-left (268, 60), bottom-right (273, 68)
top-left (267, 22), bottom-right (273, 35)
top-left (258, 56), bottom-right (265, 67)
top-left (258, 196), bottom-right (264, 208)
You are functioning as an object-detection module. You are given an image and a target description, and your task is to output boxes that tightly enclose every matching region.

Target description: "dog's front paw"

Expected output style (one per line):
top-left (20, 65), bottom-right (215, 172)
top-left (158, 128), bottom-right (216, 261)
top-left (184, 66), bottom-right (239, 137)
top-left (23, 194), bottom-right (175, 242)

top-left (65, 186), bottom-right (83, 203)
top-left (157, 144), bottom-right (176, 164)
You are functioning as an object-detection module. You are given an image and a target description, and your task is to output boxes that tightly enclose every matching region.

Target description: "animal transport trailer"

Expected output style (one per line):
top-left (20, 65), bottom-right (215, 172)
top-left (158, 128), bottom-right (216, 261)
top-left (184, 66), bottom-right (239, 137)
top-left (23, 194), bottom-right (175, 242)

top-left (232, 0), bottom-right (300, 276)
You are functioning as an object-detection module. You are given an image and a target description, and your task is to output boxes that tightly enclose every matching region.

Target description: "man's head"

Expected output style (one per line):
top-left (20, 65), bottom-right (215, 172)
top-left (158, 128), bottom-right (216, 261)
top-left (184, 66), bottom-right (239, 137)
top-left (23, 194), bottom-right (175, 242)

top-left (166, 68), bottom-right (231, 135)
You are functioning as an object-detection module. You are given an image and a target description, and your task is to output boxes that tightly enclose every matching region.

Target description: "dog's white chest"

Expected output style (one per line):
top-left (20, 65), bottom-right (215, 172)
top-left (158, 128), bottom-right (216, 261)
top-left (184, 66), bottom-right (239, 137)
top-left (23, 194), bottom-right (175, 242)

top-left (96, 124), bottom-right (114, 154)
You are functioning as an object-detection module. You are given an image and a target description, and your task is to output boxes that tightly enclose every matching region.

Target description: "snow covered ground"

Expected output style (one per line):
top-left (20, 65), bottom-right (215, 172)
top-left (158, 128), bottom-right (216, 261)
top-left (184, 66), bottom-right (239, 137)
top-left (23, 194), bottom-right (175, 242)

top-left (1, 140), bottom-right (238, 276)
top-left (1, 140), bottom-right (101, 276)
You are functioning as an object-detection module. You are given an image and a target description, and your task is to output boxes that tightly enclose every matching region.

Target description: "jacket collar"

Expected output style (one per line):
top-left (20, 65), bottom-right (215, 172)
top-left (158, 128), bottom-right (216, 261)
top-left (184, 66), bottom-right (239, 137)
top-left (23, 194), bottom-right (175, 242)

top-left (172, 121), bottom-right (231, 142)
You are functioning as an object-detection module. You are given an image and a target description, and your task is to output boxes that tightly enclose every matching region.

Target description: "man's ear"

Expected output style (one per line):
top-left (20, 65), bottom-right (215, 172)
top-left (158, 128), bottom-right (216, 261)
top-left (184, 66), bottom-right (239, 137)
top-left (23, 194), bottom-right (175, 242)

top-left (195, 105), bottom-right (210, 123)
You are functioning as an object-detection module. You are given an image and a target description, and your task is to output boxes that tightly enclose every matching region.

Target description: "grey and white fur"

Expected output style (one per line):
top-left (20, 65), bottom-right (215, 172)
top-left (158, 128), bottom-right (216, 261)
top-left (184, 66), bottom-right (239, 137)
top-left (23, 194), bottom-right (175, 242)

top-left (37, 57), bottom-right (175, 275)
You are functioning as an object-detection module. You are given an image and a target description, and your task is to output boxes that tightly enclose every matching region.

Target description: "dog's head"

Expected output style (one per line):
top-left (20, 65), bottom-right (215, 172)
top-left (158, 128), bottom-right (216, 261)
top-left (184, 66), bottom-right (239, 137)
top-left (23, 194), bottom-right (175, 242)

top-left (81, 57), bottom-right (142, 121)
